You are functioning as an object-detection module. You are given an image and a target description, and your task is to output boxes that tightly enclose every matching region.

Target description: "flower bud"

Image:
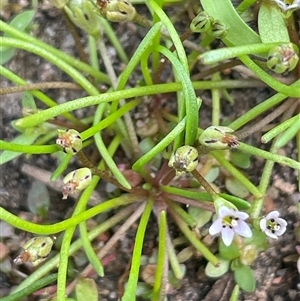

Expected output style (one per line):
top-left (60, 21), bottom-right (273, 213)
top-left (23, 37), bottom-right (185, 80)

top-left (56, 129), bottom-right (82, 155)
top-left (62, 167), bottom-right (92, 199)
top-left (190, 11), bottom-right (214, 33)
top-left (64, 0), bottom-right (101, 38)
top-left (96, 0), bottom-right (136, 22)
top-left (14, 237), bottom-right (54, 266)
top-left (198, 126), bottom-right (239, 149)
top-left (208, 19), bottom-right (228, 39)
top-left (168, 145), bottom-right (198, 176)
top-left (267, 43), bottom-right (299, 74)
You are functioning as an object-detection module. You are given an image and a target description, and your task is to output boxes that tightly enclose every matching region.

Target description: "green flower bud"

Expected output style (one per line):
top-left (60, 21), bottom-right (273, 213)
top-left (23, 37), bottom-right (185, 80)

top-left (56, 129), bottom-right (82, 155)
top-left (208, 19), bottom-right (228, 39)
top-left (96, 0), bottom-right (136, 22)
top-left (190, 11), bottom-right (214, 33)
top-left (267, 43), bottom-right (299, 74)
top-left (198, 126), bottom-right (239, 149)
top-left (62, 167), bottom-right (92, 199)
top-left (14, 237), bottom-right (54, 266)
top-left (64, 0), bottom-right (101, 38)
top-left (168, 145), bottom-right (198, 176)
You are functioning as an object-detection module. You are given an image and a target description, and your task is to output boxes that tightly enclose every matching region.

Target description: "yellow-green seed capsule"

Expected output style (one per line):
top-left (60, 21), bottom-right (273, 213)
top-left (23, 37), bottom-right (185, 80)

top-left (96, 0), bottom-right (136, 22)
top-left (14, 237), bottom-right (54, 266)
top-left (56, 129), bottom-right (82, 155)
top-left (168, 145), bottom-right (199, 176)
top-left (267, 43), bottom-right (299, 73)
top-left (208, 19), bottom-right (228, 39)
top-left (190, 11), bottom-right (214, 33)
top-left (199, 126), bottom-right (239, 149)
top-left (62, 167), bottom-right (92, 199)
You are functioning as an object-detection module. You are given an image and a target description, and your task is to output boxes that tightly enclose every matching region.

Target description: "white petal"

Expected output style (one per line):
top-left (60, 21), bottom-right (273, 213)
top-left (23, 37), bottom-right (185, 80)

top-left (260, 218), bottom-right (267, 231)
top-left (234, 211), bottom-right (249, 220)
top-left (209, 218), bottom-right (222, 235)
top-left (218, 206), bottom-right (234, 218)
top-left (265, 230), bottom-right (279, 239)
top-left (221, 226), bottom-right (234, 246)
top-left (235, 220), bottom-right (252, 238)
top-left (265, 211), bottom-right (280, 220)
top-left (277, 218), bottom-right (287, 227)
top-left (276, 226), bottom-right (286, 236)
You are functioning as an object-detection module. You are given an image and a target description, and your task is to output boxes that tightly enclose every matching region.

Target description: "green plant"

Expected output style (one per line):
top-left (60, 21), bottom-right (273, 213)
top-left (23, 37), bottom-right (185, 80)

top-left (0, 0), bottom-right (299, 300)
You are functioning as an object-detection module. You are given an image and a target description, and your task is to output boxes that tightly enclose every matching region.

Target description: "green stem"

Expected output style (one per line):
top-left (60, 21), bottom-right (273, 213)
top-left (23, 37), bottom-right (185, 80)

top-left (13, 80), bottom-right (269, 129)
top-left (0, 19), bottom-right (110, 83)
top-left (13, 205), bottom-right (136, 292)
top-left (199, 42), bottom-right (282, 64)
top-left (238, 142), bottom-right (300, 170)
top-left (211, 150), bottom-right (263, 198)
top-left (152, 210), bottom-right (167, 301)
top-left (0, 66), bottom-right (82, 125)
top-left (229, 92), bottom-right (289, 130)
top-left (240, 55), bottom-right (300, 97)
top-left (1, 274), bottom-right (58, 301)
top-left (57, 227), bottom-right (74, 301)
top-left (132, 118), bottom-right (186, 173)
top-left (121, 199), bottom-right (153, 301)
top-left (170, 210), bottom-right (219, 266)
top-left (167, 201), bottom-right (197, 228)
top-left (0, 195), bottom-right (142, 234)
top-left (261, 114), bottom-right (300, 143)
top-left (0, 37), bottom-right (100, 96)
top-left (0, 140), bottom-right (57, 153)
top-left (166, 232), bottom-right (184, 280)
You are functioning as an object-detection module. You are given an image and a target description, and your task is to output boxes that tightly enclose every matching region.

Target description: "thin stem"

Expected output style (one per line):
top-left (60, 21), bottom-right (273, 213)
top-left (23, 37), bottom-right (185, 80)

top-left (13, 205), bottom-right (136, 293)
top-left (0, 37), bottom-right (100, 96)
top-left (0, 82), bottom-right (81, 95)
top-left (2, 274), bottom-right (58, 301)
top-left (121, 199), bottom-right (154, 301)
top-left (211, 150), bottom-right (263, 198)
top-left (76, 150), bottom-right (131, 191)
top-left (0, 19), bottom-right (110, 83)
top-left (170, 210), bottom-right (219, 266)
top-left (64, 202), bottom-right (146, 296)
top-left (235, 98), bottom-right (296, 140)
top-left (0, 195), bottom-right (143, 234)
top-left (191, 170), bottom-right (218, 197)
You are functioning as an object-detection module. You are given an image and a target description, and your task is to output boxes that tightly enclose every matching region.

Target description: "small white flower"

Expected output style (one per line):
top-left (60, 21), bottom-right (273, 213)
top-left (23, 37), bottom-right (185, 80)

top-left (209, 206), bottom-right (252, 246)
top-left (260, 211), bottom-right (287, 239)
top-left (272, 0), bottom-right (300, 12)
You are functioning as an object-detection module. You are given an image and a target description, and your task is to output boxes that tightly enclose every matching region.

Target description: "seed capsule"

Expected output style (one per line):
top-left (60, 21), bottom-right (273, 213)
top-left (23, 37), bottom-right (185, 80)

top-left (14, 237), bottom-right (54, 266)
top-left (208, 19), bottom-right (228, 39)
top-left (56, 129), bottom-right (82, 155)
top-left (62, 167), bottom-right (92, 199)
top-left (199, 126), bottom-right (239, 149)
top-left (168, 145), bottom-right (199, 176)
top-left (190, 11), bottom-right (214, 33)
top-left (267, 43), bottom-right (299, 74)
top-left (96, 0), bottom-right (136, 22)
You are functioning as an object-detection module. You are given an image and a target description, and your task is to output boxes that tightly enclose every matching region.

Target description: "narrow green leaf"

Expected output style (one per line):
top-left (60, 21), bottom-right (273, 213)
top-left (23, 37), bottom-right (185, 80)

top-left (0, 132), bottom-right (40, 164)
top-left (121, 199), bottom-right (153, 301)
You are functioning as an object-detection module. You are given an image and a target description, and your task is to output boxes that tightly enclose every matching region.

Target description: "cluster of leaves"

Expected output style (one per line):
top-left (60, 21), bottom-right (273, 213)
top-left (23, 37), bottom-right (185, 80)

top-left (0, 0), bottom-right (299, 300)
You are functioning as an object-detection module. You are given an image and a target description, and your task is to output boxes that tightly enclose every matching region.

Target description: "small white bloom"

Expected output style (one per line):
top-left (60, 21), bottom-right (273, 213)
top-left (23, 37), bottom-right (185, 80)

top-left (260, 211), bottom-right (287, 239)
top-left (272, 0), bottom-right (300, 12)
top-left (209, 206), bottom-right (252, 246)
